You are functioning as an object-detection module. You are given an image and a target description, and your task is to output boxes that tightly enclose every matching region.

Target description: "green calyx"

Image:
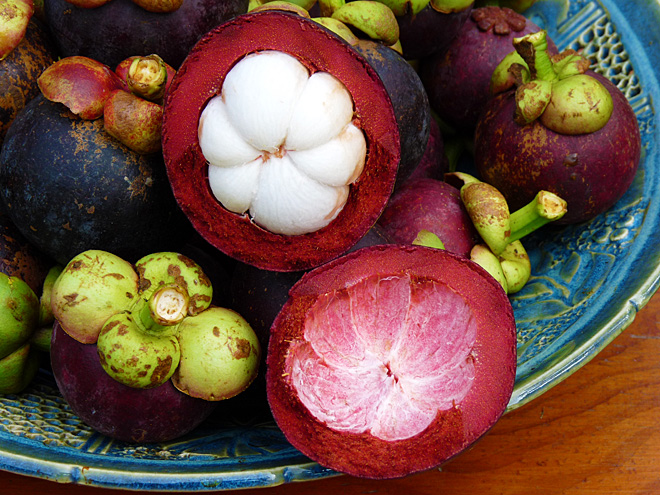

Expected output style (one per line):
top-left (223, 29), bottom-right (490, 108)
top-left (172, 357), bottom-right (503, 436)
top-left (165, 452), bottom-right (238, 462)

top-left (493, 30), bottom-right (614, 135)
top-left (0, 273), bottom-right (39, 359)
top-left (412, 229), bottom-right (445, 250)
top-left (172, 307), bottom-right (261, 401)
top-left (429, 0), bottom-right (473, 14)
top-left (448, 172), bottom-right (567, 294)
top-left (312, 16), bottom-right (360, 44)
top-left (330, 0), bottom-right (400, 46)
top-left (127, 54), bottom-right (169, 102)
top-left (0, 273), bottom-right (41, 393)
top-left (248, 0), bottom-right (313, 16)
top-left (135, 252), bottom-right (212, 316)
top-left (50, 249), bottom-right (260, 400)
top-left (373, 0), bottom-right (430, 17)
top-left (97, 310), bottom-right (181, 389)
top-left (262, 0), bottom-right (401, 46)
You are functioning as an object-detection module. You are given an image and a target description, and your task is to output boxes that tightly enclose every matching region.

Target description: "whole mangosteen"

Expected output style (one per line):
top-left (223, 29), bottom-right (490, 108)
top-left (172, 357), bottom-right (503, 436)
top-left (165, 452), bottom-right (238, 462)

top-left (43, 0), bottom-right (249, 69)
top-left (474, 30), bottom-right (641, 225)
top-left (352, 39), bottom-right (431, 187)
top-left (266, 243), bottom-right (517, 478)
top-left (419, 6), bottom-right (550, 133)
top-left (50, 320), bottom-right (218, 443)
top-left (161, 9), bottom-right (400, 272)
top-left (0, 18), bottom-right (56, 146)
top-left (389, 0), bottom-right (474, 61)
top-left (0, 95), bottom-right (190, 265)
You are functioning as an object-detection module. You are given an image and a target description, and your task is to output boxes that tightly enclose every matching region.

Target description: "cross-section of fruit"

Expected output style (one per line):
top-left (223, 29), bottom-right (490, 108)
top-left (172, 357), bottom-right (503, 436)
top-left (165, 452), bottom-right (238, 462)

top-left (162, 10), bottom-right (400, 272)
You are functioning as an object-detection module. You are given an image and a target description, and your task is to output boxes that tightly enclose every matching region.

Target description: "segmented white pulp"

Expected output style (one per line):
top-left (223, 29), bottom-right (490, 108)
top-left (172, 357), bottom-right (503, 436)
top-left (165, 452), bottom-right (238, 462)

top-left (198, 51), bottom-right (367, 236)
top-left (287, 274), bottom-right (477, 441)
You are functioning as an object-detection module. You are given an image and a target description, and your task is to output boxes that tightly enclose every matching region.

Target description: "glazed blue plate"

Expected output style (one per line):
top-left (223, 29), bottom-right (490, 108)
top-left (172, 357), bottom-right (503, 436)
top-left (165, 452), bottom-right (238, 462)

top-left (0, 0), bottom-right (658, 490)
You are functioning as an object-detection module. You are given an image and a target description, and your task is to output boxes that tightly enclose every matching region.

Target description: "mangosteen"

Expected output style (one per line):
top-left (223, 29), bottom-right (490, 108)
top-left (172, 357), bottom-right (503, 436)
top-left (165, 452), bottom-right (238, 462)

top-left (351, 39), bottom-right (431, 187)
top-left (0, 18), bottom-right (56, 146)
top-left (378, 178), bottom-right (480, 258)
top-left (49, 249), bottom-right (261, 441)
top-left (0, 95), bottom-right (191, 265)
top-left (474, 30), bottom-right (641, 225)
top-left (50, 320), bottom-right (218, 443)
top-left (389, 0), bottom-right (474, 61)
top-left (404, 117), bottom-right (449, 183)
top-left (43, 0), bottom-right (249, 69)
top-left (162, 9), bottom-right (400, 272)
top-left (266, 244), bottom-right (517, 478)
top-left (0, 209), bottom-right (52, 295)
top-left (419, 6), bottom-right (549, 133)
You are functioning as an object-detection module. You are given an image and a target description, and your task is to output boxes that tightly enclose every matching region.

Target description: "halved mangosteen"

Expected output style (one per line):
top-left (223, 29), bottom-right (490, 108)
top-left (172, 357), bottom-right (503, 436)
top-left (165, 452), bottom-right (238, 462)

top-left (266, 244), bottom-right (517, 479)
top-left (161, 10), bottom-right (400, 272)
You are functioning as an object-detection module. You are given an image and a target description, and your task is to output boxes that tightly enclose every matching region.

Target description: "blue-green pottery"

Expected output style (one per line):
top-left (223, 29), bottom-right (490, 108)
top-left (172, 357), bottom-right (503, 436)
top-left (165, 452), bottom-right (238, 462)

top-left (0, 0), bottom-right (658, 489)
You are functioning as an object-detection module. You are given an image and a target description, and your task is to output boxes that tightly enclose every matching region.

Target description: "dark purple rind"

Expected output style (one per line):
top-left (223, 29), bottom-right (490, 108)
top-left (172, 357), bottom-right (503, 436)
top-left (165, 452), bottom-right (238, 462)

top-left (397, 3), bottom-right (474, 61)
top-left (474, 72), bottom-right (641, 224)
top-left (43, 0), bottom-right (248, 69)
top-left (50, 321), bottom-right (217, 443)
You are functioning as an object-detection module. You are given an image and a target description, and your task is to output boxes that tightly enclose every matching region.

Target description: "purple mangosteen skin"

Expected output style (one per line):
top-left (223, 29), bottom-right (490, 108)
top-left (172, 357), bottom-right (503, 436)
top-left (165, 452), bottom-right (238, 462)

top-left (43, 0), bottom-right (248, 69)
top-left (474, 72), bottom-right (641, 225)
top-left (405, 117), bottom-right (449, 183)
top-left (378, 178), bottom-right (480, 258)
top-left (419, 6), bottom-right (547, 133)
top-left (50, 321), bottom-right (218, 444)
top-left (397, 3), bottom-right (474, 61)
top-left (352, 40), bottom-right (431, 187)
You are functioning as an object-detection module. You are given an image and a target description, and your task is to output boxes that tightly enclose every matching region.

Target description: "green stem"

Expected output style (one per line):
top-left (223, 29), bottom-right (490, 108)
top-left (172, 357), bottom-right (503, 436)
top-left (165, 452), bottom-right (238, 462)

top-left (508, 190), bottom-right (567, 244)
top-left (513, 30), bottom-right (555, 82)
top-left (134, 284), bottom-right (189, 336)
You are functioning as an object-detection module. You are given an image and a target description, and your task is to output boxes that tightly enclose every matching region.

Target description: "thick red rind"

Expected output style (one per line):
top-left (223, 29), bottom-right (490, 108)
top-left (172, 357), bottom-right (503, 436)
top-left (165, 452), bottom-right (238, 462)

top-left (161, 11), bottom-right (400, 272)
top-left (266, 244), bottom-right (517, 479)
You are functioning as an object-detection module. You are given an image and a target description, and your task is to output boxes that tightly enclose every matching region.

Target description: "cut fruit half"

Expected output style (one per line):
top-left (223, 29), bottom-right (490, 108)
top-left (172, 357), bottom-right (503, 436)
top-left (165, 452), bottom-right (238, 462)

top-left (267, 244), bottom-right (517, 479)
top-left (162, 10), bottom-right (400, 272)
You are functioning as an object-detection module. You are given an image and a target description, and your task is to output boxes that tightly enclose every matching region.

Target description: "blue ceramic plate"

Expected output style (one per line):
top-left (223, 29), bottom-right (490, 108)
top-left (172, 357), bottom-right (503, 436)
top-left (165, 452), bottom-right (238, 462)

top-left (1, 0), bottom-right (658, 490)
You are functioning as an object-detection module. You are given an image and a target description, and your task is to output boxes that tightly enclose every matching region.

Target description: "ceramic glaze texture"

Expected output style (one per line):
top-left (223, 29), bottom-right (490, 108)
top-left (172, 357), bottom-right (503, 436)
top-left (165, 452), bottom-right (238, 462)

top-left (0, 0), bottom-right (658, 490)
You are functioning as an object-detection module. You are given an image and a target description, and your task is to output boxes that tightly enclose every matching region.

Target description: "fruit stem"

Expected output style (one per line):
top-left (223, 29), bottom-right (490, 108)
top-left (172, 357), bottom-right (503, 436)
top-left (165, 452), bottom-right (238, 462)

top-left (508, 190), bottom-right (567, 244)
top-left (513, 30), bottom-right (555, 82)
top-left (134, 284), bottom-right (189, 336)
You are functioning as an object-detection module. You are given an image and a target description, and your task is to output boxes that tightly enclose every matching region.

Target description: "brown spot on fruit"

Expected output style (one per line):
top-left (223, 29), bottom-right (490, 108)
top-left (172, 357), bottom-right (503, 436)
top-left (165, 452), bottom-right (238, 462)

top-left (228, 336), bottom-right (252, 360)
top-left (151, 355), bottom-right (173, 385)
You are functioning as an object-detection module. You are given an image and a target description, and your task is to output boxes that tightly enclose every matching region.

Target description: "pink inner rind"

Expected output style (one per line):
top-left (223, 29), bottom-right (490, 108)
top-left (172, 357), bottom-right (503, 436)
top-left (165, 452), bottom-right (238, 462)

top-left (161, 11), bottom-right (400, 272)
top-left (267, 245), bottom-right (517, 479)
top-left (288, 274), bottom-right (477, 442)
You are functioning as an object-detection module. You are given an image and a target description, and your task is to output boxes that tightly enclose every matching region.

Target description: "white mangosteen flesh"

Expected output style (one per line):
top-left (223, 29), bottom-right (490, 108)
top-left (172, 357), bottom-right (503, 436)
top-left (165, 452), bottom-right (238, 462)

top-left (286, 273), bottom-right (477, 441)
top-left (198, 50), bottom-right (366, 236)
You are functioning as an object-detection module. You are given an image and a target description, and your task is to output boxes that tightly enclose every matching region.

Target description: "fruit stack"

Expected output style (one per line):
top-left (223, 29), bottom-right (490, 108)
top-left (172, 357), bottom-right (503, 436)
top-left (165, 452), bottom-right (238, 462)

top-left (0, 0), bottom-right (641, 481)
